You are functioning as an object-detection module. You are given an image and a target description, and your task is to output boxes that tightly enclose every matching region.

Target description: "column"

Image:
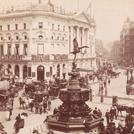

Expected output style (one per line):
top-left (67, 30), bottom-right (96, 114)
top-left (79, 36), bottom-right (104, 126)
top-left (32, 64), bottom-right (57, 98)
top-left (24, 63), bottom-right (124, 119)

top-left (76, 27), bottom-right (80, 45)
top-left (11, 43), bottom-right (15, 55)
top-left (70, 26), bottom-right (74, 52)
top-left (19, 65), bottom-right (23, 82)
top-left (19, 43), bottom-right (23, 55)
top-left (4, 43), bottom-right (7, 55)
top-left (87, 28), bottom-right (90, 46)
top-left (12, 64), bottom-right (15, 76)
top-left (81, 28), bottom-right (84, 54)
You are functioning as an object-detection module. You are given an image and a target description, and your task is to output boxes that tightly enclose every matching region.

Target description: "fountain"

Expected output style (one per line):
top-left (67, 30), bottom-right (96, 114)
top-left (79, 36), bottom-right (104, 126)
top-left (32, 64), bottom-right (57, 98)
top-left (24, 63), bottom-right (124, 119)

top-left (47, 39), bottom-right (104, 133)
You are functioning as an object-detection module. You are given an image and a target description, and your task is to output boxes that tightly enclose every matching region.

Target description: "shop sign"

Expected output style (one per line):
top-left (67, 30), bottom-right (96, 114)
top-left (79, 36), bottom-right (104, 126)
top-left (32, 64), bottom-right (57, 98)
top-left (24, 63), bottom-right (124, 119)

top-left (53, 54), bottom-right (68, 61)
top-left (0, 55), bottom-right (25, 62)
top-left (32, 55), bottom-right (50, 62)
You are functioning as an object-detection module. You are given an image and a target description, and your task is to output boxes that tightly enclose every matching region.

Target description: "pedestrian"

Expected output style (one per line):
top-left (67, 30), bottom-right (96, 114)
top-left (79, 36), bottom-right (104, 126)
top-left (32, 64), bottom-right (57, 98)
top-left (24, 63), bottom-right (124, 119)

top-left (110, 107), bottom-right (115, 121)
top-left (47, 99), bottom-right (51, 111)
top-left (33, 129), bottom-right (40, 134)
top-left (39, 102), bottom-right (43, 114)
top-left (43, 100), bottom-right (47, 113)
top-left (105, 110), bottom-right (110, 125)
top-left (108, 77), bottom-right (111, 85)
top-left (14, 114), bottom-right (24, 134)
top-left (7, 100), bottom-right (13, 121)
top-left (89, 88), bottom-right (92, 102)
top-left (93, 107), bottom-right (98, 115)
top-left (104, 80), bottom-right (107, 88)
top-left (29, 99), bottom-right (34, 112)
top-left (83, 119), bottom-right (89, 133)
top-left (97, 109), bottom-right (102, 117)
top-left (34, 102), bottom-right (39, 114)
top-left (47, 129), bottom-right (54, 134)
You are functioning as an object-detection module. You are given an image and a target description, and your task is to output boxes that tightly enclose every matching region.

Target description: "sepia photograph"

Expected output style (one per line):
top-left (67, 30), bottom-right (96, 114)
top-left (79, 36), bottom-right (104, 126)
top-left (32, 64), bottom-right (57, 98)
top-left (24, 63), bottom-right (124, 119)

top-left (0, 0), bottom-right (134, 133)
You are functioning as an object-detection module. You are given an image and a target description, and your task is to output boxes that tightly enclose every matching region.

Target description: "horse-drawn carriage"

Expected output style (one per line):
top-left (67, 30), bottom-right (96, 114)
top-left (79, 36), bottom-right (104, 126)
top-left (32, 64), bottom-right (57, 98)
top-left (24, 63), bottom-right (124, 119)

top-left (25, 81), bottom-right (49, 99)
top-left (49, 79), bottom-right (67, 98)
top-left (126, 83), bottom-right (134, 95)
top-left (0, 80), bottom-right (10, 111)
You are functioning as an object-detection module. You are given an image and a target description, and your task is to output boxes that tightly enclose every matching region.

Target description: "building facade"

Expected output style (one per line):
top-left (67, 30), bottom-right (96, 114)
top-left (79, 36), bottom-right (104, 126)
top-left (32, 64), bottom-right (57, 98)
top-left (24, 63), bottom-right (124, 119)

top-left (120, 18), bottom-right (134, 66)
top-left (0, 0), bottom-right (96, 81)
top-left (110, 40), bottom-right (122, 64)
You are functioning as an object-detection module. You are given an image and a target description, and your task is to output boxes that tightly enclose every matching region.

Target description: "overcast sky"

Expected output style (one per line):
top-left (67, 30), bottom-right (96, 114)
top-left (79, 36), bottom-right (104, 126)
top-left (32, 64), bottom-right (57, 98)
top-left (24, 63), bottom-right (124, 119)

top-left (0, 0), bottom-right (134, 45)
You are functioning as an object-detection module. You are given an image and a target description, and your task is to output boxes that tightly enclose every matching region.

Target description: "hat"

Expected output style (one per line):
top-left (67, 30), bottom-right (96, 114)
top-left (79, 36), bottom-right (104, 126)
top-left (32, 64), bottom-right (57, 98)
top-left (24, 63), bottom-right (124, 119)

top-left (32, 129), bottom-right (39, 133)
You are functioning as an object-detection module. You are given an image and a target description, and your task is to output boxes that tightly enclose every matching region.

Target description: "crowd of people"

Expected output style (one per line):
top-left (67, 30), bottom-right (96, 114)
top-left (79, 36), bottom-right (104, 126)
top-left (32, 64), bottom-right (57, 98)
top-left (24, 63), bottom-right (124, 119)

top-left (0, 62), bottom-right (134, 134)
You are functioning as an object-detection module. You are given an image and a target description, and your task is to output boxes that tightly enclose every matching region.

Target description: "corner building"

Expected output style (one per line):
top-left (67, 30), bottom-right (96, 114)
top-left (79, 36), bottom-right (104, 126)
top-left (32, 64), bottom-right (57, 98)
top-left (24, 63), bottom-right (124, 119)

top-left (0, 1), bottom-right (96, 81)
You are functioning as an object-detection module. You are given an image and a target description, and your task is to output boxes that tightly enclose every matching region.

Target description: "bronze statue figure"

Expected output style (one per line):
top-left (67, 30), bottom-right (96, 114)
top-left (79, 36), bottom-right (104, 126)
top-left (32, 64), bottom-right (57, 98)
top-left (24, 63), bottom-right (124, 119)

top-left (71, 37), bottom-right (89, 63)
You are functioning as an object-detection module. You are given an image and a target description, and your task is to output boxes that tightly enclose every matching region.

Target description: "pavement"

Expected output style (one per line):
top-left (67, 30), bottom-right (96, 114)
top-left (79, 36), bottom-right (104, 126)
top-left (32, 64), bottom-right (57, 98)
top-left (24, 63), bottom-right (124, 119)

top-left (1, 68), bottom-right (134, 134)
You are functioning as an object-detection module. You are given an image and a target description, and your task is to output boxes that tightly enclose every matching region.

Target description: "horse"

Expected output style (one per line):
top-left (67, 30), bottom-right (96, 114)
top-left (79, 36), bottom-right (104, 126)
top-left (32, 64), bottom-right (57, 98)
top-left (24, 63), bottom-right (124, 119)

top-left (19, 97), bottom-right (25, 109)
top-left (115, 104), bottom-right (126, 117)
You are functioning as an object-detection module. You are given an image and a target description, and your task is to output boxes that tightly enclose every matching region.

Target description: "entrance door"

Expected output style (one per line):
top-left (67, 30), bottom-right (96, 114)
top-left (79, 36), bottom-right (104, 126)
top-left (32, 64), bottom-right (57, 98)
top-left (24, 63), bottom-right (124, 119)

top-left (37, 65), bottom-right (45, 81)
top-left (23, 65), bottom-right (27, 79)
top-left (15, 65), bottom-right (19, 77)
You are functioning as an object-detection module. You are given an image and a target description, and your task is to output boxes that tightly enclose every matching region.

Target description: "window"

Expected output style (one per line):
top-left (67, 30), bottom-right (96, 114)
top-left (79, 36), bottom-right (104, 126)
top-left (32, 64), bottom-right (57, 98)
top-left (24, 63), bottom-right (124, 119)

top-left (15, 44), bottom-right (19, 55)
top-left (52, 24), bottom-right (54, 29)
top-left (37, 43), bottom-right (44, 54)
top-left (63, 26), bottom-right (65, 31)
top-left (50, 66), bottom-right (53, 76)
top-left (16, 36), bottom-right (19, 40)
top-left (8, 36), bottom-right (11, 40)
top-left (15, 24), bottom-right (18, 30)
top-left (24, 35), bottom-right (27, 40)
top-left (23, 44), bottom-right (27, 55)
top-left (0, 45), bottom-right (4, 55)
top-left (28, 67), bottom-right (31, 77)
top-left (38, 35), bottom-right (43, 40)
top-left (39, 22), bottom-right (43, 29)
top-left (24, 23), bottom-right (26, 29)
top-left (51, 36), bottom-right (54, 40)
top-left (58, 25), bottom-right (60, 31)
top-left (1, 37), bottom-right (3, 40)
top-left (0, 26), bottom-right (2, 30)
top-left (7, 25), bottom-right (10, 30)
top-left (62, 37), bottom-right (64, 40)
top-left (57, 36), bottom-right (59, 40)
top-left (7, 44), bottom-right (11, 56)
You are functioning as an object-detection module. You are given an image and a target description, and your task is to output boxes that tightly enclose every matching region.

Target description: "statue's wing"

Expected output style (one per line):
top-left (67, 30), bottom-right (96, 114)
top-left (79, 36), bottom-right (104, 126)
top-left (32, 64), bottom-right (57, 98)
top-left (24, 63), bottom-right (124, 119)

top-left (79, 46), bottom-right (89, 49)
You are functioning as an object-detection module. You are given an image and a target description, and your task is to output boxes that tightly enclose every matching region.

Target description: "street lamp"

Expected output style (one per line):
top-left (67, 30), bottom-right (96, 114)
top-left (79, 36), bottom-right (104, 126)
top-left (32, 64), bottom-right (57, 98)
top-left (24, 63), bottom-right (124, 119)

top-left (100, 81), bottom-right (104, 103)
top-left (99, 78), bottom-right (104, 103)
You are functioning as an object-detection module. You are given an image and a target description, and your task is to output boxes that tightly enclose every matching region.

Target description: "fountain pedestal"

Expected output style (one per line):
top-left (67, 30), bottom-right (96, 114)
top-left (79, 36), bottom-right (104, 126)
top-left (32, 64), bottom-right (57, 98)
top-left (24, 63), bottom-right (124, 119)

top-left (47, 64), bottom-right (103, 132)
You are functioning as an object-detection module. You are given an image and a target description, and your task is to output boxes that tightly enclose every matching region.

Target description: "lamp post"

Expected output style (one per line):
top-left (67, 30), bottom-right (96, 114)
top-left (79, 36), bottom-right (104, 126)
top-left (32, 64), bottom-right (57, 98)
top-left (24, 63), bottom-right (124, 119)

top-left (100, 81), bottom-right (104, 103)
top-left (103, 73), bottom-right (107, 97)
top-left (129, 66), bottom-right (133, 83)
top-left (126, 67), bottom-right (129, 83)
top-left (99, 78), bottom-right (104, 103)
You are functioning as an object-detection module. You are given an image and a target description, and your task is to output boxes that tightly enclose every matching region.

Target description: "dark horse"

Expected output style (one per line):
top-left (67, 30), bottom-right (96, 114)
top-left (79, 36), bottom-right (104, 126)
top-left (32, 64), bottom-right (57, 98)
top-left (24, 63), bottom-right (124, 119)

top-left (115, 104), bottom-right (127, 117)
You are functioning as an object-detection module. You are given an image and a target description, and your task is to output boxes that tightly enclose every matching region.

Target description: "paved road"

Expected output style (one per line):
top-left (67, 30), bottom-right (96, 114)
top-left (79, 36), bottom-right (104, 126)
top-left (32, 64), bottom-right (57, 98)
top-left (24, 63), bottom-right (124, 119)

top-left (1, 69), bottom-right (134, 134)
top-left (91, 69), bottom-right (134, 100)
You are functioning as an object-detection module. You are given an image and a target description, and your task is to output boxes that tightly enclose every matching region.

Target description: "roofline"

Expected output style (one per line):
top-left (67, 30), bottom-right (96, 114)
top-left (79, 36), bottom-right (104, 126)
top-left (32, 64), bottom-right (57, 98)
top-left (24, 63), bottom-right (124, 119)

top-left (0, 10), bottom-right (92, 25)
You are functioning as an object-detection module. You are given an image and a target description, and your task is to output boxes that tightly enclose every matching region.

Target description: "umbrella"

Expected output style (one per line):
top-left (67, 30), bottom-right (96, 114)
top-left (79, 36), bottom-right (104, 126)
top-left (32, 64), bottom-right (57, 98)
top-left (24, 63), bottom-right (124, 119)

top-left (21, 112), bottom-right (28, 117)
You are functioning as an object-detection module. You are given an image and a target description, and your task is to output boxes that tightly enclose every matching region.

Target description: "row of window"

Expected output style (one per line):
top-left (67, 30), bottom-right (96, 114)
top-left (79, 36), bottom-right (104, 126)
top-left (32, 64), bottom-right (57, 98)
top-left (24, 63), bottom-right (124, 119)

top-left (0, 44), bottom-right (28, 56)
top-left (39, 22), bottom-right (66, 31)
top-left (0, 23), bottom-right (27, 31)
top-left (0, 35), bottom-right (28, 41)
top-left (51, 35), bottom-right (66, 41)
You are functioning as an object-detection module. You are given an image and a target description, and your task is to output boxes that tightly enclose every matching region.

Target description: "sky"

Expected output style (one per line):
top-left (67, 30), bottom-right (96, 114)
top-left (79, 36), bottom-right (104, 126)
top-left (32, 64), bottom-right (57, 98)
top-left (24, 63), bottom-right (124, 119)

top-left (0, 0), bottom-right (134, 46)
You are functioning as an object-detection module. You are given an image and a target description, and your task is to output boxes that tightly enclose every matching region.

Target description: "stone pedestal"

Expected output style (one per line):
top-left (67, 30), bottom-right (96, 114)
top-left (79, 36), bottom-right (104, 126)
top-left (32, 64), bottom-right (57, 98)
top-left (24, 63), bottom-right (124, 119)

top-left (47, 63), bottom-right (103, 133)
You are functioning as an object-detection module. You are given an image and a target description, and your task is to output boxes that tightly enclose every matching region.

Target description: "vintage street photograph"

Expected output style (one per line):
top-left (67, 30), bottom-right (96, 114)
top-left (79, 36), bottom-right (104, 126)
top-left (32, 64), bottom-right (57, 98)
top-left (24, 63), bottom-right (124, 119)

top-left (0, 0), bottom-right (134, 133)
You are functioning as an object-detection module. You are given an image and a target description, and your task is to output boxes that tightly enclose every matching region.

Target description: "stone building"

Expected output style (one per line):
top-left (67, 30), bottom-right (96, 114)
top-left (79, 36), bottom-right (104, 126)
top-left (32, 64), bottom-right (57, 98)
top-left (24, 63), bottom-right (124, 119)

top-left (110, 40), bottom-right (122, 64)
top-left (120, 18), bottom-right (134, 66)
top-left (0, 0), bottom-right (96, 81)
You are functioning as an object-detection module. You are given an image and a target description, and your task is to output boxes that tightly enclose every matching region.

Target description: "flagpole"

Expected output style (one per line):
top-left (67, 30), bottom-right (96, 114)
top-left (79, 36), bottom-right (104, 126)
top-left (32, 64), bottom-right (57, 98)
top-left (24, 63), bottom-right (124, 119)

top-left (77, 0), bottom-right (79, 11)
